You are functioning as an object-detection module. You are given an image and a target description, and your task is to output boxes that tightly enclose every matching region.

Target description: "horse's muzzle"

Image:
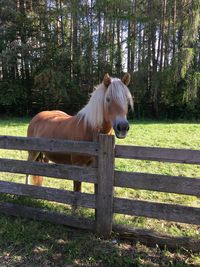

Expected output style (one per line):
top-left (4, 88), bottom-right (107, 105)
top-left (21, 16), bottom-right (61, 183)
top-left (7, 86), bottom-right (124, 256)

top-left (113, 117), bottom-right (130, 139)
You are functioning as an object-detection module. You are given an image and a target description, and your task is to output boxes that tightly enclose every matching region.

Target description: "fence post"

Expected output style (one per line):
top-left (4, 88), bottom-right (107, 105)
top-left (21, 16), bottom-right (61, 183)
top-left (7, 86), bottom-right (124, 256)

top-left (95, 134), bottom-right (115, 238)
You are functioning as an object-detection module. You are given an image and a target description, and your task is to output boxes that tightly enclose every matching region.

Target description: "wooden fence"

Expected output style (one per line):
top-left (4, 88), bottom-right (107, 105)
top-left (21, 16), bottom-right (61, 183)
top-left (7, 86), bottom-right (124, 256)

top-left (0, 134), bottom-right (200, 251)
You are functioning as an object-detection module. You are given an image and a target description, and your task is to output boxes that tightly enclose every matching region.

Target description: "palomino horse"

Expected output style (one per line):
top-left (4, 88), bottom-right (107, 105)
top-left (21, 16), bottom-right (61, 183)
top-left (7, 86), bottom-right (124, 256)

top-left (26, 73), bottom-right (133, 192)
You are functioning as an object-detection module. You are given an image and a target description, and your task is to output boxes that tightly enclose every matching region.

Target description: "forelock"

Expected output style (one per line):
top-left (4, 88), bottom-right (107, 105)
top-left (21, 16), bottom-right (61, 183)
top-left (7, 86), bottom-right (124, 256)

top-left (105, 78), bottom-right (133, 109)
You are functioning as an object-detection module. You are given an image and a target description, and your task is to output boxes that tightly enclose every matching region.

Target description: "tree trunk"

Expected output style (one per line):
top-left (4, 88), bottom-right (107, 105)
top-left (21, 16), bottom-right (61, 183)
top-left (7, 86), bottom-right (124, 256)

top-left (159, 0), bottom-right (166, 71)
top-left (116, 10), bottom-right (121, 76)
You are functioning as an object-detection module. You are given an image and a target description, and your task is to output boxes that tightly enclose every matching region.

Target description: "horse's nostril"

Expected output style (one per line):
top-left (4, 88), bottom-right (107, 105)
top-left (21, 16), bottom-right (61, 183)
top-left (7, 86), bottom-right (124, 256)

top-left (116, 123), bottom-right (129, 132)
top-left (123, 124), bottom-right (129, 131)
top-left (117, 124), bottom-right (121, 132)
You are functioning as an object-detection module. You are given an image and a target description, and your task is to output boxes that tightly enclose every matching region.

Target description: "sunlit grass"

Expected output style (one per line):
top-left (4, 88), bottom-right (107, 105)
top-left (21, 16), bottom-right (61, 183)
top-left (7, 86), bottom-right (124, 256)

top-left (0, 118), bottom-right (200, 238)
top-left (0, 118), bottom-right (200, 266)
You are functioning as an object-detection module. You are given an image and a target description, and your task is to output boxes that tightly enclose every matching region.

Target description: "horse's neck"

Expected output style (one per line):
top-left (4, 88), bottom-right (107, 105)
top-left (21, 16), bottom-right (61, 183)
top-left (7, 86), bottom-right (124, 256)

top-left (74, 116), bottom-right (112, 140)
top-left (99, 119), bottom-right (112, 135)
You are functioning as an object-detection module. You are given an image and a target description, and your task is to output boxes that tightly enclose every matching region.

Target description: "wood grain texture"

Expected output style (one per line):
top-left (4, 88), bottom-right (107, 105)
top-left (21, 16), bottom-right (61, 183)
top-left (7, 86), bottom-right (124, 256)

top-left (114, 197), bottom-right (200, 225)
top-left (0, 158), bottom-right (97, 183)
top-left (0, 202), bottom-right (95, 230)
top-left (0, 180), bottom-right (96, 208)
top-left (115, 171), bottom-right (200, 196)
top-left (113, 224), bottom-right (200, 252)
top-left (115, 145), bottom-right (200, 164)
top-left (0, 135), bottom-right (98, 156)
top-left (95, 134), bottom-right (115, 238)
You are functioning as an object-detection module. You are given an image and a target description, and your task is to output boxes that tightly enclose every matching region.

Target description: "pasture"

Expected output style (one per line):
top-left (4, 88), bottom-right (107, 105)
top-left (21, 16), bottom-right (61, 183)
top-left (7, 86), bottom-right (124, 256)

top-left (0, 118), bottom-right (200, 266)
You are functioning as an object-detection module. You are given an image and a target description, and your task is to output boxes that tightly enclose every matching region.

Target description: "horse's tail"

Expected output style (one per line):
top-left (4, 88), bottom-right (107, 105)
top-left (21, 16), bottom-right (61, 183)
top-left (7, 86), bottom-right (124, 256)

top-left (26, 152), bottom-right (48, 186)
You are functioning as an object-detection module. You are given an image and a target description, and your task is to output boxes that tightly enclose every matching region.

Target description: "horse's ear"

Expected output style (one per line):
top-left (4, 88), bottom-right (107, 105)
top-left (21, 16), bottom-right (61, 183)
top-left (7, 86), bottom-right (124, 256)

top-left (103, 73), bottom-right (111, 87)
top-left (122, 73), bottom-right (131, 86)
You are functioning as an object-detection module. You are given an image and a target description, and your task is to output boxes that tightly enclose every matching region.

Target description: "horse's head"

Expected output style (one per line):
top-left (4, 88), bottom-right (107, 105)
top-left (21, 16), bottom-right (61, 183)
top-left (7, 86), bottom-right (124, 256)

top-left (103, 73), bottom-right (133, 139)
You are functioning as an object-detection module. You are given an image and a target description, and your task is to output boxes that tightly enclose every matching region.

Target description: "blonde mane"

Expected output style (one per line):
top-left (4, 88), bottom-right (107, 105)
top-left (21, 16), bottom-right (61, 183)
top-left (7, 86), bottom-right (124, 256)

top-left (78, 78), bottom-right (133, 129)
top-left (105, 78), bottom-right (133, 112)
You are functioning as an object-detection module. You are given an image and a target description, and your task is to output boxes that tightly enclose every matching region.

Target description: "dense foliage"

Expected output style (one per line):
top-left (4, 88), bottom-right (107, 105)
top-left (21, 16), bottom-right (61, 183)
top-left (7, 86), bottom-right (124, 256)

top-left (0, 0), bottom-right (200, 118)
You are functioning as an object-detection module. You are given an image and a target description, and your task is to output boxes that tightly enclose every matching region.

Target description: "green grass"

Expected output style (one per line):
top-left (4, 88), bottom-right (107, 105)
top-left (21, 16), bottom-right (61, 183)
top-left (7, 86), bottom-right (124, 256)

top-left (0, 118), bottom-right (200, 266)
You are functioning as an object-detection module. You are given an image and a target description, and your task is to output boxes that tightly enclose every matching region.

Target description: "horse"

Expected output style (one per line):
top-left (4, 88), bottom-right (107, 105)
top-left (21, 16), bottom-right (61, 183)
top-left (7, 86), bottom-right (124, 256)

top-left (26, 73), bottom-right (133, 193)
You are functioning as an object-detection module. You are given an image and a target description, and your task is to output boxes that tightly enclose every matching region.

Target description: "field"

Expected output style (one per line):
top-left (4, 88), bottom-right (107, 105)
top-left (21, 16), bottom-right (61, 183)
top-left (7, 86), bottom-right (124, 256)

top-left (0, 118), bottom-right (200, 266)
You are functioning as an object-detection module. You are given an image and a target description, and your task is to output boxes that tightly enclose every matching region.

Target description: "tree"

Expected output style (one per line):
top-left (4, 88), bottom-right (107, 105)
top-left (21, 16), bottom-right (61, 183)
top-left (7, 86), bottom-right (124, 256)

top-left (0, 0), bottom-right (200, 118)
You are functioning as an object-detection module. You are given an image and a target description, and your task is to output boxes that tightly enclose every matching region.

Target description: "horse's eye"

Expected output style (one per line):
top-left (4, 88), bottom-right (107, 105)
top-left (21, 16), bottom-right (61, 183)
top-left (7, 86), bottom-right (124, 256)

top-left (106, 97), bottom-right (111, 103)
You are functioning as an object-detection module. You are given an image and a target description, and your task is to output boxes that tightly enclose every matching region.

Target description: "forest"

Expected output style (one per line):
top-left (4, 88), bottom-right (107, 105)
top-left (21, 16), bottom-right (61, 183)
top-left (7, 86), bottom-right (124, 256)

top-left (0, 0), bottom-right (200, 118)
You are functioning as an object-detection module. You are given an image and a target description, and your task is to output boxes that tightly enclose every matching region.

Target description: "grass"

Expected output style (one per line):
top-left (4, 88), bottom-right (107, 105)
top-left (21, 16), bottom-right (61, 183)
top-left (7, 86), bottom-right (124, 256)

top-left (0, 117), bottom-right (200, 266)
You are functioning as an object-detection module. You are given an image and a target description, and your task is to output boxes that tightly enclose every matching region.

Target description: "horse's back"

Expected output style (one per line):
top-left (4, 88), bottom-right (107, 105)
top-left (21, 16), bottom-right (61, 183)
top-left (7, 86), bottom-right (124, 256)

top-left (31, 110), bottom-right (70, 121)
top-left (27, 110), bottom-right (72, 138)
top-left (27, 110), bottom-right (93, 165)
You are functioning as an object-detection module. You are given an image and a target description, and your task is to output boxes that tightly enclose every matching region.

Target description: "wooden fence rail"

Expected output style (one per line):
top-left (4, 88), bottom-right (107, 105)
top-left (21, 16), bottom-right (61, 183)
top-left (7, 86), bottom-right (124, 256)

top-left (0, 135), bottom-right (98, 156)
top-left (0, 158), bottom-right (97, 183)
top-left (114, 197), bottom-right (200, 225)
top-left (0, 202), bottom-right (95, 230)
top-left (0, 134), bottom-right (199, 251)
top-left (0, 180), bottom-right (96, 209)
top-left (115, 145), bottom-right (200, 164)
top-left (114, 171), bottom-right (200, 196)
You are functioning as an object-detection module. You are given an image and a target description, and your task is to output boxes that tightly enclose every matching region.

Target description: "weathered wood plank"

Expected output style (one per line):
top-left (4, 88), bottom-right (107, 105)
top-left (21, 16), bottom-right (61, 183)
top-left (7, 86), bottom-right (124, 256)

top-left (0, 135), bottom-right (98, 156)
top-left (114, 198), bottom-right (200, 225)
top-left (115, 145), bottom-right (200, 164)
top-left (1, 201), bottom-right (199, 252)
top-left (95, 134), bottom-right (115, 238)
top-left (0, 181), bottom-right (96, 209)
top-left (0, 158), bottom-right (97, 183)
top-left (0, 202), bottom-right (95, 230)
top-left (113, 224), bottom-right (200, 252)
top-left (114, 171), bottom-right (200, 196)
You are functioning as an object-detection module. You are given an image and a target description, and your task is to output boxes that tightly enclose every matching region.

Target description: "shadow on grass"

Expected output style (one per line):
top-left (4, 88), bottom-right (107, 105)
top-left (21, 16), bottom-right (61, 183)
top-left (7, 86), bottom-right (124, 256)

top-left (0, 214), bottom-right (197, 267)
top-left (0, 194), bottom-right (199, 267)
